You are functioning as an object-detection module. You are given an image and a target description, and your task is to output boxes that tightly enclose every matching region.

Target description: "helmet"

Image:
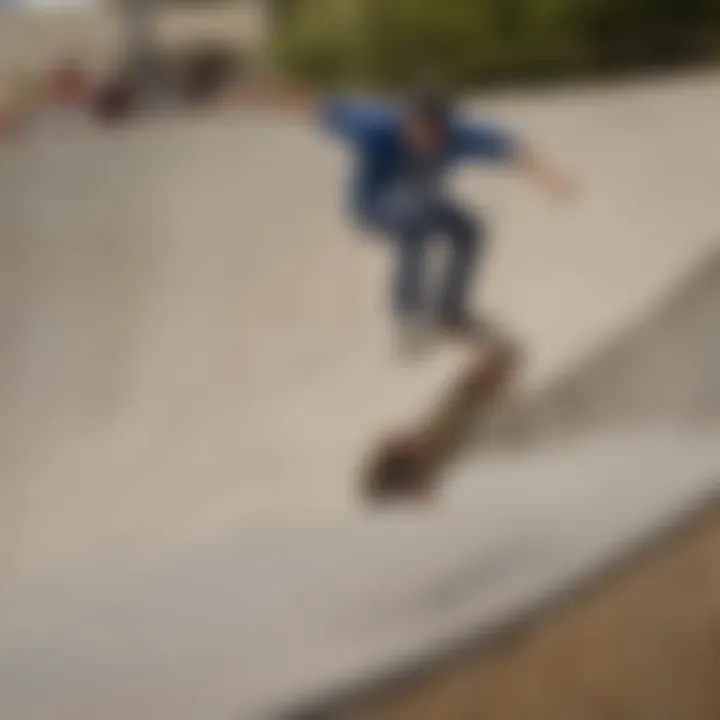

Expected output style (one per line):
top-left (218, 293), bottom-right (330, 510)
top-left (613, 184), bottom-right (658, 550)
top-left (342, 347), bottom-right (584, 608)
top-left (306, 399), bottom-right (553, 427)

top-left (404, 84), bottom-right (454, 129)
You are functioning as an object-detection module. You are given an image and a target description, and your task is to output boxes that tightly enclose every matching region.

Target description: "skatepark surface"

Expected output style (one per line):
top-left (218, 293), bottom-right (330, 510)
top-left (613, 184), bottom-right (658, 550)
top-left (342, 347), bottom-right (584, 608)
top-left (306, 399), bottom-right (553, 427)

top-left (0, 72), bottom-right (719, 718)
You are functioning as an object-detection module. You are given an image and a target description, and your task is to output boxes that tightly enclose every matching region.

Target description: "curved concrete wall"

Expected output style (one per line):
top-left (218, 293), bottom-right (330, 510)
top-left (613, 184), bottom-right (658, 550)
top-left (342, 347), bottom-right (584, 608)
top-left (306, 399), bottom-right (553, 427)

top-left (0, 72), bottom-right (719, 717)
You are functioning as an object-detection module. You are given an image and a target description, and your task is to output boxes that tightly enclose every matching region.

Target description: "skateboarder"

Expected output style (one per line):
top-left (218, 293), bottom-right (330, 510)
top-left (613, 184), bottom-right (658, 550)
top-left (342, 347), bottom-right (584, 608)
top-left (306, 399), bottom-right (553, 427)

top-left (244, 82), bottom-right (574, 352)
top-left (318, 86), bottom-right (575, 352)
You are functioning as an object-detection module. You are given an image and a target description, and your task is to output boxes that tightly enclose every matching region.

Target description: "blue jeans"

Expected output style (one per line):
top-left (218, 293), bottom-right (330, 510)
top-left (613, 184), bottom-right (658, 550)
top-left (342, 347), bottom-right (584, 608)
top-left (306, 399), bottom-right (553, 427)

top-left (362, 190), bottom-right (484, 322)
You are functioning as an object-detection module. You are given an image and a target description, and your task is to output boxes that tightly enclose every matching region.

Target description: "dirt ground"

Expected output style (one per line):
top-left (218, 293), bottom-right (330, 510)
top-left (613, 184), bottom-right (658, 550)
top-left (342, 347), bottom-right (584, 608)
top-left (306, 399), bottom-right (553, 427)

top-left (334, 503), bottom-right (720, 720)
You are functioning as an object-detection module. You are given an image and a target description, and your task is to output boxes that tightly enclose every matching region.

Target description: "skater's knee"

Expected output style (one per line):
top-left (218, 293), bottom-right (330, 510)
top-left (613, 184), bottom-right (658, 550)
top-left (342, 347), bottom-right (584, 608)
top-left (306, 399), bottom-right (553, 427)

top-left (447, 210), bottom-right (482, 255)
top-left (370, 192), bottom-right (431, 241)
top-left (399, 205), bottom-right (432, 240)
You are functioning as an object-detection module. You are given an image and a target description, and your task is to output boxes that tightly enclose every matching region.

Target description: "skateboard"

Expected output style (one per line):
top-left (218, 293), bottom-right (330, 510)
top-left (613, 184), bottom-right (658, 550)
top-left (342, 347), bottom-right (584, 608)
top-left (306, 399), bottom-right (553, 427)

top-left (361, 334), bottom-right (520, 505)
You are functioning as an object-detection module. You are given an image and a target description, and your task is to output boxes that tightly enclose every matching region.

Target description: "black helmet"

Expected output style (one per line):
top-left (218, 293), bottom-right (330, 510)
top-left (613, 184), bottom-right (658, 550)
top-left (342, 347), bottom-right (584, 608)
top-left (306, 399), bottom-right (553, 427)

top-left (404, 84), bottom-right (454, 129)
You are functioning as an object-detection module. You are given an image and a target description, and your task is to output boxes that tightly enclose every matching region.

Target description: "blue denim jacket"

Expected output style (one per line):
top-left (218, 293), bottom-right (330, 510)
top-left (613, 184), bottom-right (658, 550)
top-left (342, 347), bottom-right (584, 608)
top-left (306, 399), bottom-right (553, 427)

top-left (319, 96), bottom-right (516, 219)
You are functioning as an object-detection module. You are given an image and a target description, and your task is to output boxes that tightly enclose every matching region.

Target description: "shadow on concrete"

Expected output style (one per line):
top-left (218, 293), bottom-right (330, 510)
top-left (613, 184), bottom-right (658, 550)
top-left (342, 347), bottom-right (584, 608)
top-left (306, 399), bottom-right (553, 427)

top-left (485, 244), bottom-right (720, 450)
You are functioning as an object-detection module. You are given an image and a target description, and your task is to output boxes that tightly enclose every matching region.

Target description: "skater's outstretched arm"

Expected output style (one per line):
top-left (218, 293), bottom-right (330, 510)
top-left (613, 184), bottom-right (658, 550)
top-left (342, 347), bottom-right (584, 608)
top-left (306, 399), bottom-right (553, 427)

top-left (455, 120), bottom-right (576, 201)
top-left (512, 140), bottom-right (577, 201)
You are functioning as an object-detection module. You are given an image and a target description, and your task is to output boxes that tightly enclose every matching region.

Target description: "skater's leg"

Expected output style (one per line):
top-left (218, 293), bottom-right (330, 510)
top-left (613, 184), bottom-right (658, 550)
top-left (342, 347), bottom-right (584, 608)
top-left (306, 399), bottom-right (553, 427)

top-left (363, 192), bottom-right (435, 354)
top-left (365, 191), bottom-right (432, 320)
top-left (393, 222), bottom-right (428, 319)
top-left (433, 202), bottom-right (485, 325)
top-left (390, 214), bottom-right (435, 356)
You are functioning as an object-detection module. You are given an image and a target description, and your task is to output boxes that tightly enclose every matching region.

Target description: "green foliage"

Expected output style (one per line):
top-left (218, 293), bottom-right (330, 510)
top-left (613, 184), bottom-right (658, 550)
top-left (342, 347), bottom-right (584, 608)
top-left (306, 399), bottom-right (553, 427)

top-left (272, 0), bottom-right (720, 88)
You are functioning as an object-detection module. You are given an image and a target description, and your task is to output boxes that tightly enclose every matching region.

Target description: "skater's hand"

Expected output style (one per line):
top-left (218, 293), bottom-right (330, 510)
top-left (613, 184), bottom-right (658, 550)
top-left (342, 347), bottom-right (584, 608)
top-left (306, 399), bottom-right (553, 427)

top-left (514, 142), bottom-right (578, 203)
top-left (546, 168), bottom-right (578, 203)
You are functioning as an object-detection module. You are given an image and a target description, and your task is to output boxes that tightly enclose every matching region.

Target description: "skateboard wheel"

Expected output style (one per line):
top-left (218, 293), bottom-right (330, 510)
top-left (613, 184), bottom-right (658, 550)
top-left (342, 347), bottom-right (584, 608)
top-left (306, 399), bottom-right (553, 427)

top-left (362, 437), bottom-right (433, 504)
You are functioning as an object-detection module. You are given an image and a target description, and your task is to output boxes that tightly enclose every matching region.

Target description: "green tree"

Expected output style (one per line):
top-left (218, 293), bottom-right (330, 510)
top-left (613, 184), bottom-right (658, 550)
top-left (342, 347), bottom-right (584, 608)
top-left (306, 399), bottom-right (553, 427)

top-left (273, 0), bottom-right (720, 88)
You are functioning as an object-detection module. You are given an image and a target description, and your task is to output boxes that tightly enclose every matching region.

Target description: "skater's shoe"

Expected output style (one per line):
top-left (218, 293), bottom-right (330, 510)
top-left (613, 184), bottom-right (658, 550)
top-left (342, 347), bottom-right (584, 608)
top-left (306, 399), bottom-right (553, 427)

top-left (436, 310), bottom-right (497, 344)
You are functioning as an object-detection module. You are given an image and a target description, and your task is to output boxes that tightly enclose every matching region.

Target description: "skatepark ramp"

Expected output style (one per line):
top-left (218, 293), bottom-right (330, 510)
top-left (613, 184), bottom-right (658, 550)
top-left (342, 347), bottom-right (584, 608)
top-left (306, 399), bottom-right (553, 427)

top-left (308, 250), bottom-right (720, 715)
top-left (0, 73), bottom-right (719, 718)
top-left (283, 244), bottom-right (720, 718)
top-left (488, 245), bottom-right (720, 447)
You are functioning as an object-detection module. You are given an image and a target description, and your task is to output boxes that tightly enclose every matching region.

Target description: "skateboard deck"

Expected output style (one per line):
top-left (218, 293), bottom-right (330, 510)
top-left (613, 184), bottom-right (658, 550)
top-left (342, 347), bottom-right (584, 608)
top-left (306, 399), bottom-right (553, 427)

top-left (362, 334), bottom-right (520, 505)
